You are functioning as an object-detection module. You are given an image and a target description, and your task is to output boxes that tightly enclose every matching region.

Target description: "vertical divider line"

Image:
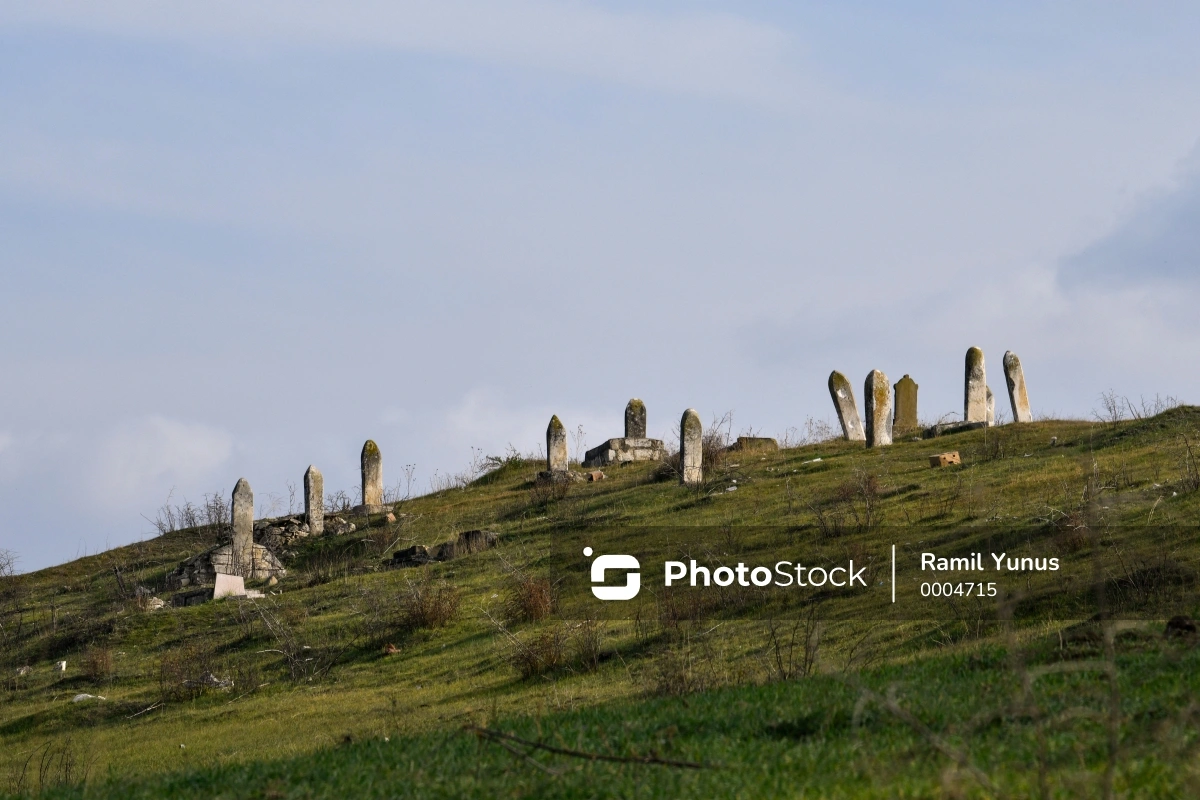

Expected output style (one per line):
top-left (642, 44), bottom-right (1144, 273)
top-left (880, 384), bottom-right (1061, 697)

top-left (891, 544), bottom-right (896, 604)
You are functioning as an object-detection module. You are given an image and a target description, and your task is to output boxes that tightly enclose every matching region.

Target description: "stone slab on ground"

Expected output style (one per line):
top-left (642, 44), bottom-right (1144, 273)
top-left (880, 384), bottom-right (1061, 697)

top-left (582, 437), bottom-right (666, 467)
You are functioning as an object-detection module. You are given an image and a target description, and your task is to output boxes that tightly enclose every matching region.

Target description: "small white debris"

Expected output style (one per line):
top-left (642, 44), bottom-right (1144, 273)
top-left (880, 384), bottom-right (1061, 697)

top-left (72, 694), bottom-right (105, 703)
top-left (726, 486), bottom-right (738, 492)
top-left (55, 661), bottom-right (67, 672)
top-left (802, 458), bottom-right (822, 464)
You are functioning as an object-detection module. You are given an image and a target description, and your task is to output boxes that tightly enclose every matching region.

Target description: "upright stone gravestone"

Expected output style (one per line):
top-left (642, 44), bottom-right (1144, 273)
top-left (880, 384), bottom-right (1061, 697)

top-left (361, 440), bottom-right (383, 508)
top-left (231, 478), bottom-right (254, 576)
top-left (680, 408), bottom-right (703, 486)
top-left (986, 387), bottom-right (995, 426)
top-left (546, 415), bottom-right (568, 473)
top-left (625, 398), bottom-right (647, 439)
top-left (1003, 351), bottom-right (1032, 423)
top-left (828, 371), bottom-right (866, 442)
top-left (304, 465), bottom-right (324, 535)
top-left (864, 370), bottom-right (893, 447)
top-left (893, 374), bottom-right (918, 434)
top-left (964, 347), bottom-right (987, 424)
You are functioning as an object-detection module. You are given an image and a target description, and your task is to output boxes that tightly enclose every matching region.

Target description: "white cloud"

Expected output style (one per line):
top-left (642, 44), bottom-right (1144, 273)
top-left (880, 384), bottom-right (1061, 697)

top-left (88, 416), bottom-right (234, 506)
top-left (1, 1), bottom-right (798, 104)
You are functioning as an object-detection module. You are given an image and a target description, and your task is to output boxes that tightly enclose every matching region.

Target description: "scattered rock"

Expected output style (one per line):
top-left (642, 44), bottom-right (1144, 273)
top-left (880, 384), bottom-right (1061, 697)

top-left (587, 471), bottom-right (606, 482)
top-left (393, 530), bottom-right (499, 568)
top-left (72, 693), bottom-right (105, 703)
top-left (727, 436), bottom-right (779, 453)
top-left (16, 666), bottom-right (31, 677)
top-left (385, 512), bottom-right (397, 524)
top-left (930, 452), bottom-right (962, 468)
top-left (56, 661), bottom-right (67, 672)
top-left (326, 517), bottom-right (357, 536)
top-left (1166, 615), bottom-right (1196, 637)
top-left (382, 643), bottom-right (400, 655)
top-left (144, 597), bottom-right (166, 611)
top-left (1050, 436), bottom-right (1058, 446)
top-left (267, 576), bottom-right (278, 587)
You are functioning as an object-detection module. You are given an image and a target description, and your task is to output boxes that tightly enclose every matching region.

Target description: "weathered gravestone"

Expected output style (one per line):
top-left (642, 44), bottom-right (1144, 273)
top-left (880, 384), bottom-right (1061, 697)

top-left (231, 478), bottom-right (254, 576)
top-left (986, 387), bottom-right (995, 426)
top-left (964, 347), bottom-right (987, 424)
top-left (828, 371), bottom-right (866, 442)
top-left (864, 370), bottom-right (893, 447)
top-left (1003, 351), bottom-right (1032, 423)
top-left (546, 415), bottom-right (568, 473)
top-left (304, 465), bottom-right (324, 535)
top-left (361, 440), bottom-right (383, 509)
top-left (583, 399), bottom-right (666, 467)
top-left (625, 398), bottom-right (647, 438)
top-left (680, 408), bottom-right (703, 486)
top-left (893, 374), bottom-right (918, 434)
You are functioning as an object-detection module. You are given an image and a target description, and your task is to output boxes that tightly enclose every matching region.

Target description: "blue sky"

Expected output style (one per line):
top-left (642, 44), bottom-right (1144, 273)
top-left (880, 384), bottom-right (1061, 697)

top-left (3, 2), bottom-right (1200, 571)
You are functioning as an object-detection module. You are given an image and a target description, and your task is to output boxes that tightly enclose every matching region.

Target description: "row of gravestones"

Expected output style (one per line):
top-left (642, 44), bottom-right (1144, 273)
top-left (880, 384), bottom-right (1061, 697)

top-left (828, 347), bottom-right (1033, 447)
top-left (227, 440), bottom-right (388, 571)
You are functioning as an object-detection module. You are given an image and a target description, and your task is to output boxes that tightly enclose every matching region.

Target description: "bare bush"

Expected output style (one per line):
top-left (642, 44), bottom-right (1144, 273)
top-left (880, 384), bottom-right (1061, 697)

top-left (509, 626), bottom-right (567, 679)
top-left (529, 472), bottom-right (570, 505)
top-left (81, 646), bottom-right (114, 685)
top-left (159, 641), bottom-right (221, 701)
top-left (399, 575), bottom-right (460, 631)
top-left (571, 620), bottom-right (603, 672)
top-left (505, 574), bottom-right (555, 623)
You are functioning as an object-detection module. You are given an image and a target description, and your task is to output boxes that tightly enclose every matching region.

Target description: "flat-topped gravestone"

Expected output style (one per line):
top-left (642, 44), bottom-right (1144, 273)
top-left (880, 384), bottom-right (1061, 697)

top-left (361, 440), bottom-right (383, 508)
top-left (828, 371), bottom-right (866, 442)
top-left (231, 478), bottom-right (253, 576)
top-left (964, 347), bottom-right (987, 424)
top-left (583, 437), bottom-right (665, 467)
top-left (986, 387), bottom-right (995, 426)
top-left (1003, 351), bottom-right (1032, 423)
top-left (864, 370), bottom-right (893, 447)
top-left (625, 399), bottom-right (647, 439)
top-left (213, 573), bottom-right (246, 599)
top-left (304, 465), bottom-right (324, 535)
top-left (546, 415), bottom-right (568, 473)
top-left (893, 375), bottom-right (918, 434)
top-left (680, 408), bottom-right (703, 486)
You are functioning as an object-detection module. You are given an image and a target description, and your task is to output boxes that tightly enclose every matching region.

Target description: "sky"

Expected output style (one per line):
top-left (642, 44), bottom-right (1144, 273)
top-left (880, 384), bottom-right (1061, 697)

top-left (3, 2), bottom-right (1200, 572)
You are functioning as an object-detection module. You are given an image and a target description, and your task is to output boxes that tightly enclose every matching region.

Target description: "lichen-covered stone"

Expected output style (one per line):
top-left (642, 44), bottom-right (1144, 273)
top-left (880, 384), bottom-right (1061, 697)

top-left (986, 386), bottom-right (995, 426)
top-left (361, 440), bottom-right (383, 508)
top-left (864, 370), bottom-right (893, 447)
top-left (893, 375), bottom-right (918, 434)
top-left (546, 415), bottom-right (568, 472)
top-left (582, 437), bottom-right (665, 467)
top-left (625, 398), bottom-right (647, 438)
top-left (828, 371), bottom-right (866, 442)
top-left (1003, 351), bottom-right (1032, 423)
top-left (964, 347), bottom-right (987, 424)
top-left (231, 478), bottom-right (254, 577)
top-left (304, 465), bottom-right (324, 536)
top-left (165, 542), bottom-right (286, 588)
top-left (680, 408), bottom-right (703, 486)
top-left (727, 436), bottom-right (778, 452)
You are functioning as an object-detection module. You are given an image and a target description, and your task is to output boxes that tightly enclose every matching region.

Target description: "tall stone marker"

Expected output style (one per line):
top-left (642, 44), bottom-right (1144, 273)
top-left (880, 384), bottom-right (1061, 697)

top-left (828, 371), bottom-right (866, 442)
top-left (964, 347), bottom-right (987, 424)
top-left (231, 478), bottom-right (254, 576)
top-left (546, 415), bottom-right (568, 473)
top-left (361, 440), bottom-right (383, 508)
top-left (893, 374), bottom-right (918, 434)
top-left (625, 398), bottom-right (647, 439)
top-left (986, 387), bottom-right (995, 426)
top-left (304, 465), bottom-right (324, 535)
top-left (680, 408), bottom-right (703, 486)
top-left (864, 370), bottom-right (893, 447)
top-left (1003, 351), bottom-right (1032, 423)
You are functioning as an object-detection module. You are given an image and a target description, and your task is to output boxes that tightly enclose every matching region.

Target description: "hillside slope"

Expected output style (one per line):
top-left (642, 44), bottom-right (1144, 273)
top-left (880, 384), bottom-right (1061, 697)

top-left (3, 411), bottom-right (1200, 796)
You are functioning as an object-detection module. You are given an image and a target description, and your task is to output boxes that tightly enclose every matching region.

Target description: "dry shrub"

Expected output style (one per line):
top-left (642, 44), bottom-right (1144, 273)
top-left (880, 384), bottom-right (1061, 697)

top-left (510, 626), bottom-right (567, 679)
top-left (81, 646), bottom-right (113, 684)
top-left (400, 575), bottom-right (460, 631)
top-left (529, 473), bottom-right (570, 505)
top-left (571, 620), bottom-right (602, 672)
top-left (158, 641), bottom-right (220, 701)
top-left (505, 574), bottom-right (554, 622)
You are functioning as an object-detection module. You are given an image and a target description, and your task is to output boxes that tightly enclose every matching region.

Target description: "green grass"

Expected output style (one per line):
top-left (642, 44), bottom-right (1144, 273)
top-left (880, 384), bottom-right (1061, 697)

top-left (3, 410), bottom-right (1200, 797)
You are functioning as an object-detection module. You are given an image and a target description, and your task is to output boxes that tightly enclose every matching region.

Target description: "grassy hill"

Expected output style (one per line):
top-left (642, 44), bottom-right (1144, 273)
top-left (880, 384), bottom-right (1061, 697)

top-left (3, 410), bottom-right (1200, 797)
